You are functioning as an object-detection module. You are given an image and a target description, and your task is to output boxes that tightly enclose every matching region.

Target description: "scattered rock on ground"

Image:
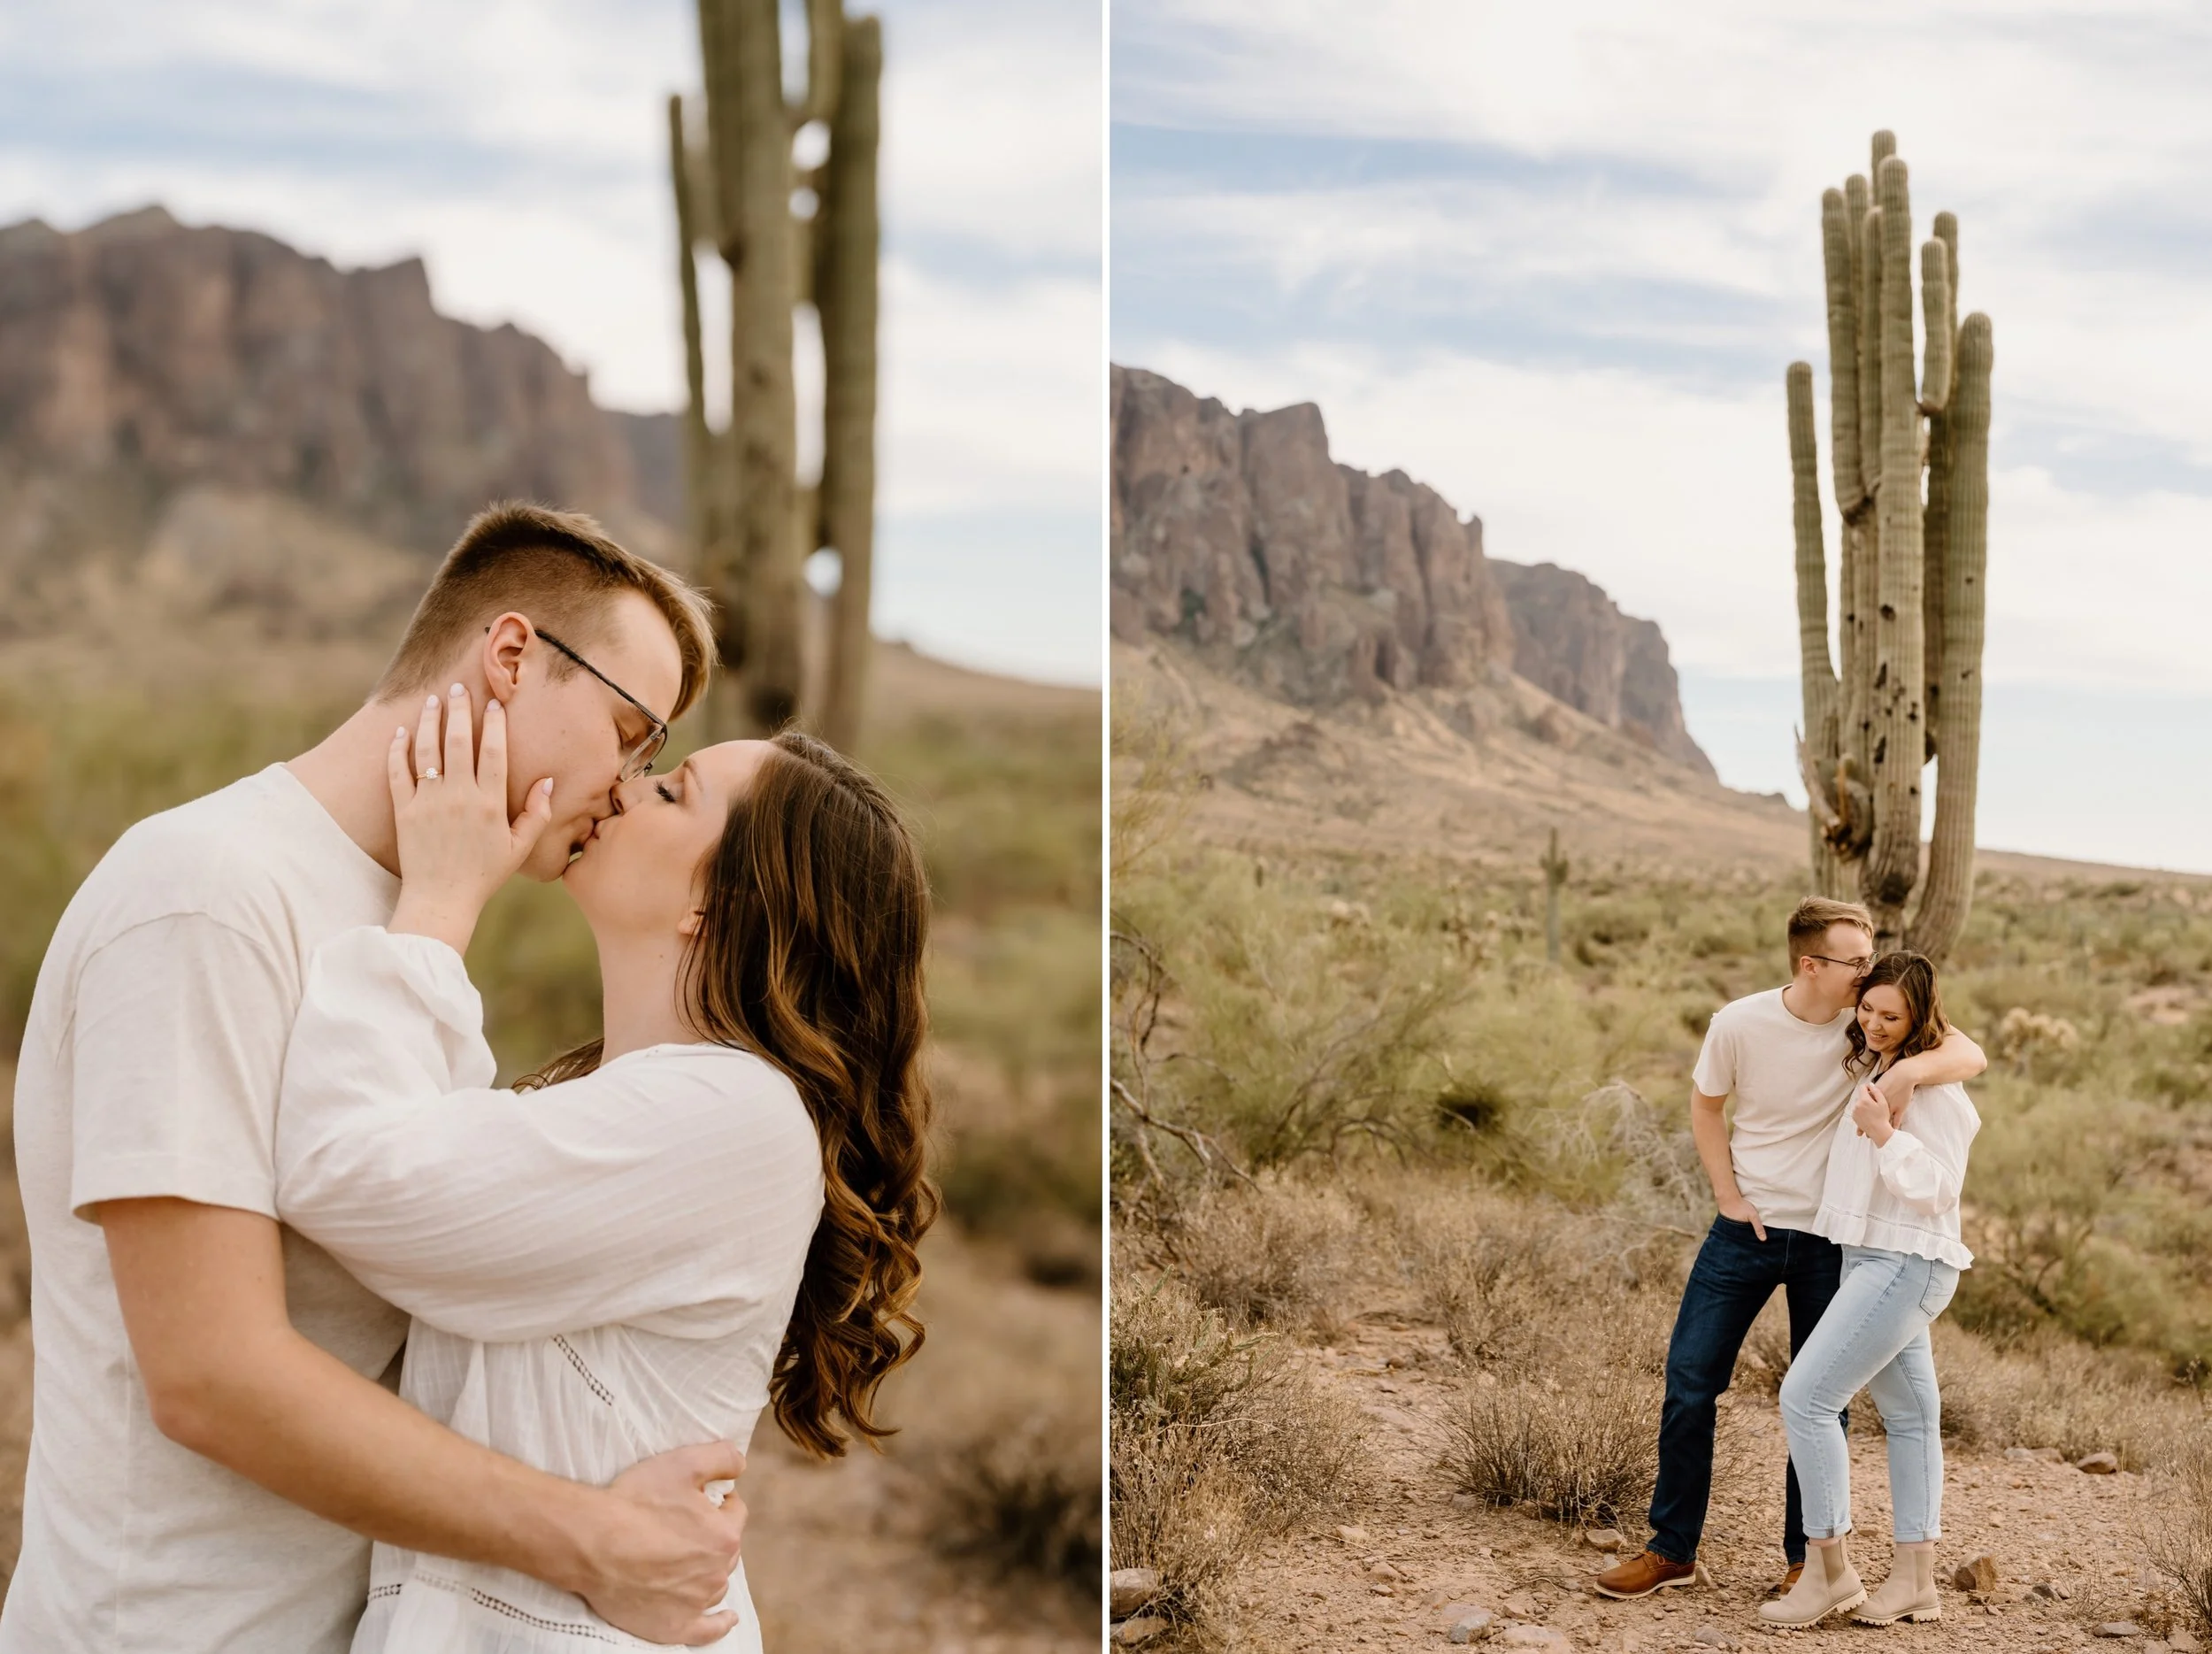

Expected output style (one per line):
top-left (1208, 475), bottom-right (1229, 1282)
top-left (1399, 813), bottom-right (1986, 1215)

top-left (2093, 1623), bottom-right (2147, 1640)
top-left (1502, 1595), bottom-right (1536, 1619)
top-left (1108, 1568), bottom-right (1162, 1619)
top-left (1444, 1605), bottom-right (1494, 1643)
top-left (1370, 1559), bottom-right (1404, 1581)
top-left (1338, 1523), bottom-right (1371, 1544)
top-left (1951, 1553), bottom-right (1999, 1593)
top-left (1581, 1527), bottom-right (1624, 1550)
top-left (1494, 1628), bottom-right (1571, 1651)
top-left (2170, 1632), bottom-right (2203, 1653)
top-left (1693, 1627), bottom-right (1737, 1650)
top-left (1111, 1615), bottom-right (1168, 1647)
top-left (2078, 1451), bottom-right (2122, 1474)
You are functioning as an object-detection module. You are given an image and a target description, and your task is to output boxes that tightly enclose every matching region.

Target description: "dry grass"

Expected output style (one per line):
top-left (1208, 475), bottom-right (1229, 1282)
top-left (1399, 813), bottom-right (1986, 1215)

top-left (1932, 1319), bottom-right (2202, 1468)
top-left (1154, 1177), bottom-right (1362, 1340)
top-left (1109, 1272), bottom-right (1370, 1631)
top-left (2143, 1423), bottom-right (2212, 1636)
top-left (1443, 1368), bottom-right (1665, 1530)
top-left (926, 1392), bottom-right (1102, 1586)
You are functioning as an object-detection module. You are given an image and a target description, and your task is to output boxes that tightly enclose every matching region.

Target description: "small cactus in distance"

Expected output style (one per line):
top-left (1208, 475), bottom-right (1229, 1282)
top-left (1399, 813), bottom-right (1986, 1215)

top-left (1541, 827), bottom-right (1569, 966)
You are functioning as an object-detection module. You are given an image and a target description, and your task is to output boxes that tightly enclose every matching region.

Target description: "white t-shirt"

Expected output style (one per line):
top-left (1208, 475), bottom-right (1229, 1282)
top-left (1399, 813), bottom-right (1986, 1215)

top-left (273, 927), bottom-right (824, 1652)
top-left (2, 764), bottom-right (407, 1654)
top-left (1690, 986), bottom-right (1859, 1233)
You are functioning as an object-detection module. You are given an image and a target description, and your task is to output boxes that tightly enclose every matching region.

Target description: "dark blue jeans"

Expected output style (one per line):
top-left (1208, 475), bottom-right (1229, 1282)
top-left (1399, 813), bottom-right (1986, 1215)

top-left (1647, 1214), bottom-right (1847, 1566)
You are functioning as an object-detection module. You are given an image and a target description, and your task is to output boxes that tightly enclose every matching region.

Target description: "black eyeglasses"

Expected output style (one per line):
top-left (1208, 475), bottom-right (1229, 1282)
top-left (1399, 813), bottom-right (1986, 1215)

top-left (1808, 952), bottom-right (1874, 973)
top-left (533, 627), bottom-right (669, 782)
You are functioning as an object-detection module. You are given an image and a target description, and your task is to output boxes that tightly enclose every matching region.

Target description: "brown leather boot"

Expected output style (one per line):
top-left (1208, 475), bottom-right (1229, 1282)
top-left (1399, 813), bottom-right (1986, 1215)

top-left (1592, 1550), bottom-right (1697, 1600)
top-left (1768, 1562), bottom-right (1804, 1598)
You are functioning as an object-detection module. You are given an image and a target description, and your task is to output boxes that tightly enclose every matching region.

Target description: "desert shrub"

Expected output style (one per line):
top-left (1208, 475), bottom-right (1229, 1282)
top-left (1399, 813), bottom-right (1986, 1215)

top-left (926, 1393), bottom-right (1102, 1589)
top-left (1442, 1367), bottom-right (1664, 1529)
top-left (1110, 1273), bottom-right (1370, 1627)
top-left (1932, 1319), bottom-right (2199, 1467)
top-left (1111, 862), bottom-right (1470, 1175)
top-left (2143, 1423), bottom-right (2212, 1637)
top-left (1160, 1178), bottom-right (1362, 1338)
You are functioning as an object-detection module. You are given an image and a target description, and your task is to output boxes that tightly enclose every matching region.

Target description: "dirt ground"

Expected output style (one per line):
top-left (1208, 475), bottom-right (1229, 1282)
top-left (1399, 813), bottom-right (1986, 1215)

top-left (1210, 1308), bottom-right (2185, 1654)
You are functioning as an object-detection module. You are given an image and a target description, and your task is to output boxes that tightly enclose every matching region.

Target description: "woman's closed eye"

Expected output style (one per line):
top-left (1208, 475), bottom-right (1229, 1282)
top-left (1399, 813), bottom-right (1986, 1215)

top-left (656, 780), bottom-right (678, 804)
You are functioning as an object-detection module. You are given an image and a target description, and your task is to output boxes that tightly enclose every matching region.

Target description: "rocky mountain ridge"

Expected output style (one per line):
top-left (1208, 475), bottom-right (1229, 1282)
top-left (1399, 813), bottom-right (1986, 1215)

top-left (0, 206), bottom-right (680, 643)
top-left (1110, 364), bottom-right (1711, 776)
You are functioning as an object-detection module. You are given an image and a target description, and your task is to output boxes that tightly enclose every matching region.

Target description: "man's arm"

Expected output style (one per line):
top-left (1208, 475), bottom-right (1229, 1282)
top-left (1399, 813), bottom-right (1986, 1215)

top-left (102, 1197), bottom-right (744, 1646)
top-left (1876, 1025), bottom-right (1987, 1114)
top-left (1689, 1088), bottom-right (1765, 1240)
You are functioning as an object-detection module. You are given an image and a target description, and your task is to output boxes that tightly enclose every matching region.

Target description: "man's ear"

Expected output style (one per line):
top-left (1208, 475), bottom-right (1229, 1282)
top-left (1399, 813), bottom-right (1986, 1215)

top-left (482, 613), bottom-right (534, 704)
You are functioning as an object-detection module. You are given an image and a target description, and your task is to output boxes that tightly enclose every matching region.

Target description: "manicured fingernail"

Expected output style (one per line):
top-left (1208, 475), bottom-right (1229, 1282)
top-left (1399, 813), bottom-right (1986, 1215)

top-left (427, 696), bottom-right (440, 709)
top-left (450, 682), bottom-right (465, 696)
top-left (396, 727), bottom-right (407, 740)
top-left (539, 778), bottom-right (554, 795)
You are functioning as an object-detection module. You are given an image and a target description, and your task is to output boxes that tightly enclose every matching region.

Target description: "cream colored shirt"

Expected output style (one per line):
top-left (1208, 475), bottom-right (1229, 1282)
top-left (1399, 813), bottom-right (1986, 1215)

top-left (1690, 986), bottom-right (1859, 1232)
top-left (274, 927), bottom-right (826, 1653)
top-left (2, 765), bottom-right (406, 1654)
top-left (1811, 1078), bottom-right (1979, 1269)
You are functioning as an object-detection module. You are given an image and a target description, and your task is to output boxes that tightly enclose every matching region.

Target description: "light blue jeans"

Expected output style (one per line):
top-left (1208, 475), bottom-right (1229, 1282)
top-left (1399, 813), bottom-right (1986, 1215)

top-left (1777, 1244), bottom-right (1960, 1543)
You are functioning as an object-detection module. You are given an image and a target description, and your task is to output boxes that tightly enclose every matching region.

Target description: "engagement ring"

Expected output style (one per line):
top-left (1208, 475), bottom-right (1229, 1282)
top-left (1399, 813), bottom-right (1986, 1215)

top-left (422, 766), bottom-right (440, 781)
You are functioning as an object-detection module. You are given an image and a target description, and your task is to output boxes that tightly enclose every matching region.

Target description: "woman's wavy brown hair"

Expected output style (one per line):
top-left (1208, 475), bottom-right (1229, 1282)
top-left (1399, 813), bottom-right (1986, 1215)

top-left (519, 729), bottom-right (938, 1457)
top-left (1843, 950), bottom-right (1951, 1077)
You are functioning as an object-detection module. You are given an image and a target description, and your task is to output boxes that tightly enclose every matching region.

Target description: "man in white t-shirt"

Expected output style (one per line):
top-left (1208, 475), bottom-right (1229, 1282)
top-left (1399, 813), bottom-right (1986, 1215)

top-left (1592, 896), bottom-right (1986, 1604)
top-left (2, 505), bottom-right (755, 1652)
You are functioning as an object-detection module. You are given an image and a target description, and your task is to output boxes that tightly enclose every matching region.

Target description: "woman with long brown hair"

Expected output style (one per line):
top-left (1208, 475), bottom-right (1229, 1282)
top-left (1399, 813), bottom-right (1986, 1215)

top-left (1757, 950), bottom-right (1980, 1632)
top-left (268, 688), bottom-right (936, 1652)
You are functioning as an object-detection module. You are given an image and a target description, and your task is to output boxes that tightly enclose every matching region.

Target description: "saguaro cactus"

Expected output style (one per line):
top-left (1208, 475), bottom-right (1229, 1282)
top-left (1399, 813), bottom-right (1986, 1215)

top-left (672, 0), bottom-right (882, 747)
top-left (1541, 827), bottom-right (1568, 966)
top-left (1788, 132), bottom-right (1993, 960)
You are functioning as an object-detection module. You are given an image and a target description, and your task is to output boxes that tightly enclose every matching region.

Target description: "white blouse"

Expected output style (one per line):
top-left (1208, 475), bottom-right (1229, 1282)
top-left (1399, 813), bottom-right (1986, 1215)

top-left (1809, 1073), bottom-right (1979, 1270)
top-left (273, 927), bottom-right (826, 1653)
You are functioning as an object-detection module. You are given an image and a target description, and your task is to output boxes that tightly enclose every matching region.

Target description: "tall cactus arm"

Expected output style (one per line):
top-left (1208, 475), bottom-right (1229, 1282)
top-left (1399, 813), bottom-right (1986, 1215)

top-left (1862, 155), bottom-right (1927, 939)
top-left (1855, 205), bottom-right (1886, 514)
top-left (1789, 362), bottom-right (1845, 895)
top-left (726, 0), bottom-right (803, 731)
top-left (1871, 129), bottom-right (1897, 172)
top-left (697, 0), bottom-right (744, 260)
top-left (1919, 239), bottom-right (1954, 413)
top-left (1909, 313), bottom-right (1993, 963)
top-left (817, 12), bottom-right (879, 755)
top-left (795, 0), bottom-right (845, 127)
top-left (669, 93), bottom-right (712, 563)
top-left (1821, 191), bottom-right (1864, 518)
top-left (1788, 363), bottom-right (1839, 750)
top-left (1935, 212), bottom-right (1959, 345)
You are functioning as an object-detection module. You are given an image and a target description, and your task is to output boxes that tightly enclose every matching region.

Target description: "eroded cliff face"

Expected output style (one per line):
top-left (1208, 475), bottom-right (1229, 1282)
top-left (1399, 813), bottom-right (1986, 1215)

top-left (1110, 365), bottom-right (1513, 708)
top-left (1110, 363), bottom-right (1713, 775)
top-left (1489, 558), bottom-right (1716, 779)
top-left (0, 206), bottom-right (677, 643)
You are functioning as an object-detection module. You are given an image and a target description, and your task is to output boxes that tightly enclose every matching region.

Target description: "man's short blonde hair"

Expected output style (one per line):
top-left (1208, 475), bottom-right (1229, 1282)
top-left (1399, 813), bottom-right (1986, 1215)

top-left (377, 503), bottom-right (716, 719)
top-left (1786, 896), bottom-right (1876, 966)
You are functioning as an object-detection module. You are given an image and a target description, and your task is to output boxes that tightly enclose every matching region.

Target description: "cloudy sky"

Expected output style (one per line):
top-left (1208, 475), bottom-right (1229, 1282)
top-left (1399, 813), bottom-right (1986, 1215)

top-left (1, 0), bottom-right (1101, 685)
top-left (1115, 0), bottom-right (2212, 873)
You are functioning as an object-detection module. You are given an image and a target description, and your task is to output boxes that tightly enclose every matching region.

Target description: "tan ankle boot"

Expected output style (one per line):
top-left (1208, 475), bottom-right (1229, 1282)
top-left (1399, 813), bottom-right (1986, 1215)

top-left (1853, 1545), bottom-right (1940, 1625)
top-left (1755, 1537), bottom-right (1865, 1627)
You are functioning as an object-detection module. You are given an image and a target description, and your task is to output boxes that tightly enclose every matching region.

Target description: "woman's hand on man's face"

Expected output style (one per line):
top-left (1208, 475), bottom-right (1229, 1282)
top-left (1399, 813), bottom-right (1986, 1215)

top-left (385, 684), bottom-right (555, 955)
